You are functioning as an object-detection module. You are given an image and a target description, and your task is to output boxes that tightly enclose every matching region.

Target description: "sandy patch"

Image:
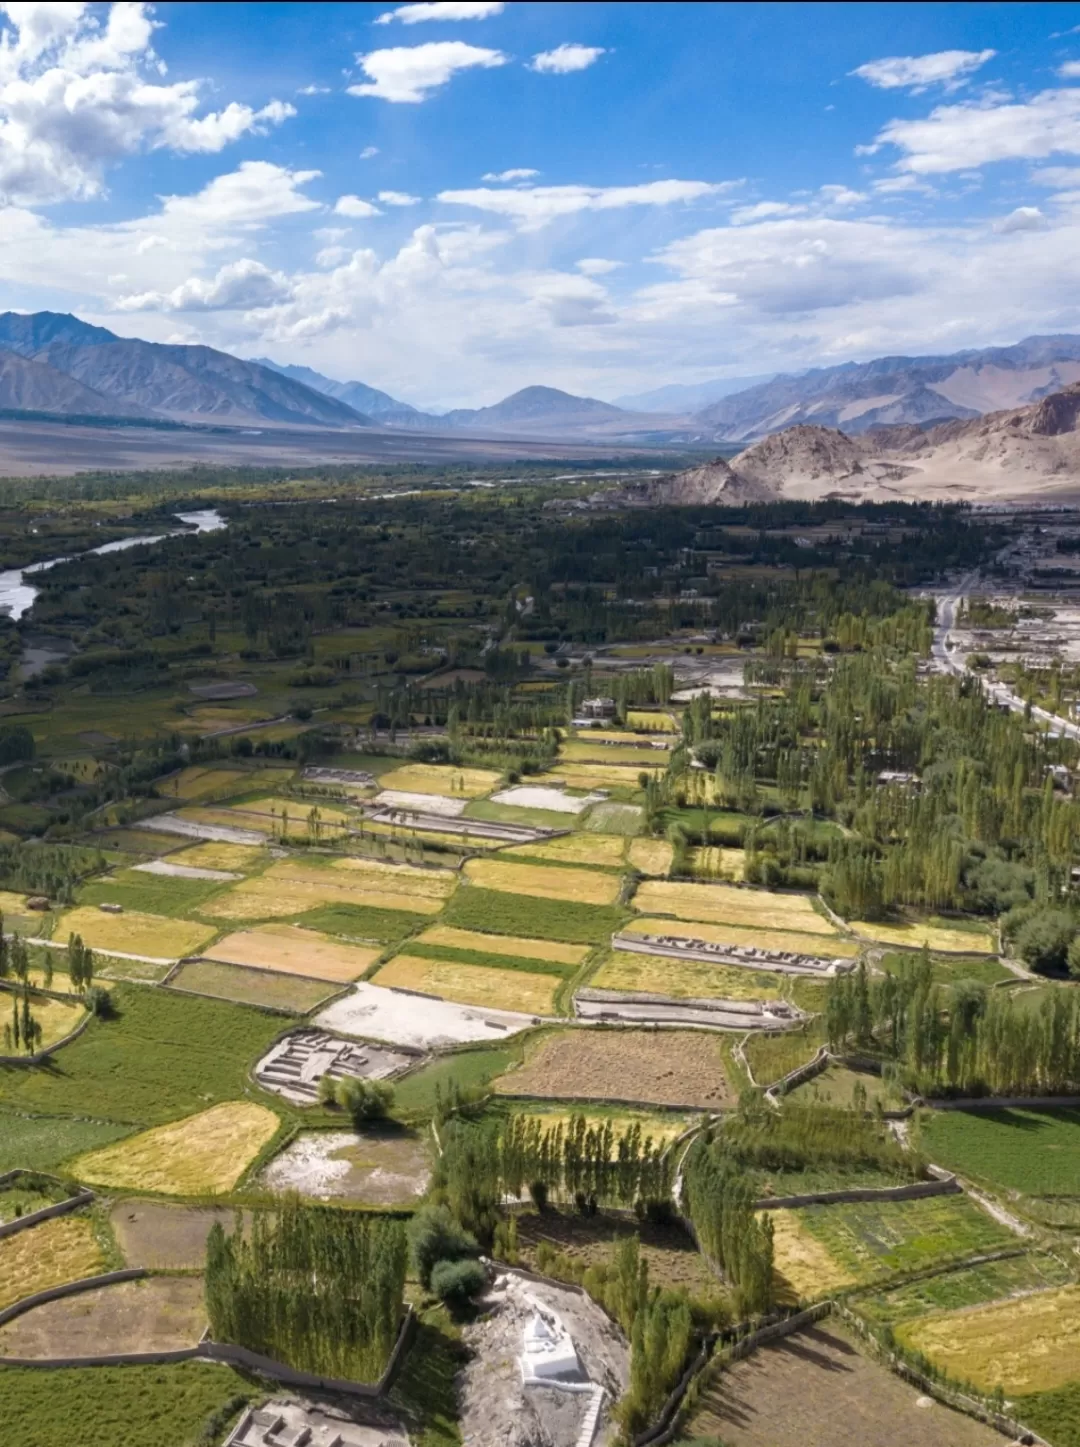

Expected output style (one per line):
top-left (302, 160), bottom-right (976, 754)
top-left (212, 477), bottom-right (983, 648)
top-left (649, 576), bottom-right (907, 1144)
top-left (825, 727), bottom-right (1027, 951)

top-left (204, 924), bottom-right (380, 981)
top-left (374, 790), bottom-right (467, 816)
top-left (491, 785), bottom-right (603, 814)
top-left (132, 859), bottom-right (239, 881)
top-left (314, 981), bottom-right (539, 1049)
top-left (260, 1128), bottom-right (432, 1204)
top-left (374, 954), bottom-right (561, 1016)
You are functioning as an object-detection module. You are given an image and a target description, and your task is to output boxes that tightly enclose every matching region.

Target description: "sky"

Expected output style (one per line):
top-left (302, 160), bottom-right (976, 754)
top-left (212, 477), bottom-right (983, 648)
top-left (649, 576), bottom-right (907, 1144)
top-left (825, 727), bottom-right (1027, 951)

top-left (2, 2), bottom-right (1080, 409)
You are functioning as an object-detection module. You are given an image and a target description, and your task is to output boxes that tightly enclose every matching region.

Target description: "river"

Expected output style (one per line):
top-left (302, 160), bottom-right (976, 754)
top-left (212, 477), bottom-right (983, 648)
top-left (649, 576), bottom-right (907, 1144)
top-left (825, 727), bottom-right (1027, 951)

top-left (0, 508), bottom-right (226, 623)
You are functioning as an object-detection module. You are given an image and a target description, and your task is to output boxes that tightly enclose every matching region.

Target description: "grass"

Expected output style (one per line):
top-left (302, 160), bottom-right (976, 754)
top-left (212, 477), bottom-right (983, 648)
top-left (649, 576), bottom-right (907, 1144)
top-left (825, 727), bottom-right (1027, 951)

top-left (787, 1064), bottom-right (905, 1112)
top-left (742, 1024), bottom-right (827, 1086)
top-left (1016, 1383), bottom-right (1080, 1447)
top-left (393, 1042), bottom-right (520, 1117)
top-left (299, 902), bottom-right (431, 944)
top-left (687, 846), bottom-right (746, 881)
top-left (465, 797), bottom-right (588, 830)
top-left (850, 917), bottom-right (995, 954)
top-left (415, 924), bottom-right (588, 966)
top-left (169, 841), bottom-right (266, 872)
top-left (853, 1252), bottom-right (1074, 1327)
top-left (634, 880), bottom-right (836, 935)
top-left (0, 1110), bottom-right (134, 1172)
top-left (373, 954), bottom-right (561, 1015)
top-left (917, 1106), bottom-right (1080, 1196)
top-left (388, 1305), bottom-right (465, 1447)
top-left (0, 1361), bottom-right (254, 1447)
top-left (583, 803), bottom-right (643, 834)
top-left (589, 947), bottom-right (784, 1000)
top-left (203, 924), bottom-right (380, 981)
top-left (463, 857), bottom-right (622, 905)
top-left (622, 915), bottom-right (859, 957)
top-left (379, 762), bottom-right (501, 797)
top-left (509, 833), bottom-right (627, 868)
top-left (53, 905), bottom-right (216, 960)
top-left (0, 983), bottom-right (283, 1127)
top-left (78, 871), bottom-right (226, 918)
top-left (443, 887), bottom-right (624, 945)
top-left (168, 959), bottom-right (336, 1013)
top-left (72, 1100), bottom-right (280, 1196)
top-left (880, 950), bottom-right (1014, 988)
top-left (402, 941), bottom-right (573, 977)
top-left (0, 1213), bottom-right (106, 1311)
top-left (627, 838), bottom-right (674, 875)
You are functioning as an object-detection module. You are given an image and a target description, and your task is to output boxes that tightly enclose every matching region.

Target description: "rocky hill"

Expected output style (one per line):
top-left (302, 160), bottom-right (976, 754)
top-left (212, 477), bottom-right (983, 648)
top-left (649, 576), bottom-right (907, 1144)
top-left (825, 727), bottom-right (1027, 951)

top-left (254, 358), bottom-right (435, 429)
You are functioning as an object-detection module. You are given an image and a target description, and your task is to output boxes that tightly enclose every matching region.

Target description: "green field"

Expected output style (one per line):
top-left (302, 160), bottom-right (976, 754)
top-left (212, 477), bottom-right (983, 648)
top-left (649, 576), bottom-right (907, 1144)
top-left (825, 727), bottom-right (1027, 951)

top-left (853, 1252), bottom-right (1074, 1327)
top-left (297, 902), bottom-right (430, 944)
top-left (880, 951), bottom-right (1014, 988)
top-left (743, 1024), bottom-right (827, 1087)
top-left (442, 887), bottom-right (624, 945)
top-left (0, 1111), bottom-right (134, 1173)
top-left (1015, 1383), bottom-right (1080, 1447)
top-left (918, 1107), bottom-right (1080, 1196)
top-left (0, 983), bottom-right (282, 1128)
top-left (402, 940), bottom-right (575, 978)
top-left (167, 959), bottom-right (336, 1013)
top-left (77, 871), bottom-right (228, 918)
top-left (787, 1064), bottom-right (905, 1112)
top-left (393, 1043), bottom-right (521, 1117)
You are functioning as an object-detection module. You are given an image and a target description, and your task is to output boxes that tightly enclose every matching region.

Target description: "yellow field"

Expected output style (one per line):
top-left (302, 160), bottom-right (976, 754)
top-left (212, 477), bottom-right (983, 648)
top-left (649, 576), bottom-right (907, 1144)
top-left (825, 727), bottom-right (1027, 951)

top-left (0, 889), bottom-right (31, 914)
top-left (170, 841), bottom-right (266, 872)
top-left (416, 924), bottom-right (589, 966)
top-left (326, 857), bottom-right (456, 896)
top-left (627, 710), bottom-right (680, 732)
top-left (25, 992), bottom-right (87, 1047)
top-left (373, 954), bottom-right (560, 1015)
top-left (574, 730), bottom-right (671, 748)
top-left (72, 1101), bottom-right (279, 1196)
top-left (623, 916), bottom-right (861, 958)
top-left (180, 806), bottom-right (270, 836)
top-left (560, 739), bottom-right (669, 765)
top-left (204, 925), bottom-right (380, 982)
top-left (688, 847), bottom-right (746, 882)
top-left (0, 1216), bottom-right (107, 1312)
top-left (54, 907), bottom-right (217, 960)
top-left (551, 762), bottom-right (661, 789)
top-left (851, 918), bottom-right (995, 954)
top-left (163, 766), bottom-right (250, 800)
top-left (378, 762), bottom-right (502, 798)
top-left (627, 838), bottom-right (674, 875)
top-left (767, 1208), bottom-right (856, 1302)
top-left (522, 1109), bottom-right (688, 1145)
top-left (897, 1286), bottom-right (1080, 1395)
top-left (464, 857), bottom-right (621, 905)
top-left (201, 874), bottom-right (445, 921)
top-left (590, 948), bottom-right (784, 1000)
top-left (512, 834), bottom-right (627, 867)
top-left (633, 881), bottom-right (836, 935)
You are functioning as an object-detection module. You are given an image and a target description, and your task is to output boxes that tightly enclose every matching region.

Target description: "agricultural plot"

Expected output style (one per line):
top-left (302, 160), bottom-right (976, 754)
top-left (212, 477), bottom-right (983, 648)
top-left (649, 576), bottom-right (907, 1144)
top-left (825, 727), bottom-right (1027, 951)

top-left (494, 1027), bottom-right (734, 1109)
top-left (260, 1127), bottom-right (432, 1205)
top-left (159, 766), bottom-right (252, 800)
top-left (589, 948), bottom-right (785, 1001)
top-left (851, 917), bottom-right (995, 954)
top-left (373, 953), bottom-right (561, 1016)
top-left (203, 924), bottom-right (380, 982)
top-left (768, 1208), bottom-right (858, 1299)
top-left (52, 906), bottom-right (216, 961)
top-left (489, 784), bottom-right (602, 814)
top-left (633, 881), bottom-right (836, 935)
top-left (167, 959), bottom-right (335, 1013)
top-left (72, 1100), bottom-right (280, 1196)
top-left (917, 1107), bottom-right (1080, 1197)
top-left (583, 803), bottom-right (642, 834)
top-left (626, 710), bottom-right (679, 732)
top-left (854, 1252), bottom-right (1074, 1328)
top-left (627, 838), bottom-right (674, 875)
top-left (169, 841), bottom-right (265, 873)
top-left (463, 857), bottom-right (622, 905)
top-left (315, 981), bottom-right (538, 1050)
top-left (443, 886), bottom-right (623, 945)
top-left (519, 1106), bottom-right (689, 1146)
top-left (3, 990), bottom-right (86, 1049)
top-left (688, 846), bottom-right (746, 881)
top-left (622, 916), bottom-right (860, 957)
top-left (0, 1111), bottom-right (133, 1173)
top-left (78, 870), bottom-right (226, 918)
top-left (415, 924), bottom-right (588, 967)
top-left (0, 1276), bottom-right (206, 1358)
top-left (552, 761), bottom-right (659, 790)
top-left (0, 1214), bottom-right (106, 1312)
top-left (880, 950), bottom-right (1013, 988)
top-left (560, 739), bottom-right (668, 767)
top-left (109, 1200), bottom-right (244, 1270)
top-left (200, 857), bottom-right (451, 922)
top-left (787, 1064), bottom-right (905, 1112)
top-left (510, 833), bottom-right (627, 868)
top-left (300, 903), bottom-right (434, 945)
top-left (378, 762), bottom-right (501, 797)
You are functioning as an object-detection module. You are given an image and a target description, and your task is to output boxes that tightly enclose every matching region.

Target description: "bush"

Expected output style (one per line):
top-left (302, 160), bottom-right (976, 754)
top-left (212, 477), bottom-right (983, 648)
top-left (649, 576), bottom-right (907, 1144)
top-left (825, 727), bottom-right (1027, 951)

top-left (84, 984), bottom-right (112, 1018)
top-left (1015, 909), bottom-right (1077, 974)
top-left (430, 1257), bottom-right (486, 1304)
top-left (335, 1076), bottom-right (394, 1124)
top-left (407, 1204), bottom-right (479, 1289)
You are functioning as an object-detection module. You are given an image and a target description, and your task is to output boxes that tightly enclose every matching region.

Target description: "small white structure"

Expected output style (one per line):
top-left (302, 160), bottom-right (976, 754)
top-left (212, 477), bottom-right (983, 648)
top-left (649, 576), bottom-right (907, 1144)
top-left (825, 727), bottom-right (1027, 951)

top-left (579, 696), bottom-right (616, 720)
top-left (520, 1300), bottom-right (583, 1384)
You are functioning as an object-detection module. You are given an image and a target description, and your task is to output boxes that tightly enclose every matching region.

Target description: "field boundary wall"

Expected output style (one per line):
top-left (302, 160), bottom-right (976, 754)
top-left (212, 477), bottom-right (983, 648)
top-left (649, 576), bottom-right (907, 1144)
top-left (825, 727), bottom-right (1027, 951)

top-left (752, 1175), bottom-right (959, 1211)
top-left (0, 1180), bottom-right (94, 1242)
top-left (0, 1007), bottom-right (93, 1066)
top-left (921, 1094), bottom-right (1080, 1111)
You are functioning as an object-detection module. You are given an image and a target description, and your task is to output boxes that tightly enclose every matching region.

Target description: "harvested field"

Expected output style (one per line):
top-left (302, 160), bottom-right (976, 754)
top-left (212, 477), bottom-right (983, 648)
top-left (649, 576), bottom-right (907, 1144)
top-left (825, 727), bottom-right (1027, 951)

top-left (203, 924), bottom-right (379, 982)
top-left (378, 763), bottom-right (501, 798)
top-left (71, 1101), bottom-right (279, 1196)
top-left (590, 948), bottom-right (784, 1001)
top-left (415, 924), bottom-right (588, 967)
top-left (917, 1106), bottom-right (1080, 1197)
top-left (327, 857), bottom-right (456, 896)
top-left (584, 803), bottom-right (642, 834)
top-left (109, 1201), bottom-right (242, 1270)
top-left (0, 1276), bottom-right (205, 1359)
top-left (684, 1321), bottom-right (1002, 1447)
top-left (0, 1215), bottom-right (105, 1312)
top-left (494, 1028), bottom-right (733, 1108)
top-left (52, 906), bottom-right (216, 961)
top-left (511, 833), bottom-right (626, 867)
top-left (627, 838), bottom-right (673, 875)
top-left (200, 867), bottom-right (447, 922)
top-left (855, 1252), bottom-right (1074, 1328)
top-left (623, 916), bottom-right (860, 957)
top-left (374, 789), bottom-right (465, 815)
top-left (553, 761), bottom-right (659, 789)
top-left (851, 917), bottom-right (995, 954)
top-left (634, 881), bottom-right (835, 934)
top-left (167, 960), bottom-right (335, 1013)
top-left (464, 857), bottom-right (621, 905)
top-left (490, 785), bottom-right (602, 814)
top-left (315, 981), bottom-right (538, 1049)
top-left (373, 954), bottom-right (560, 1016)
top-left (5, 991), bottom-right (86, 1048)
top-left (260, 1127), bottom-right (432, 1205)
top-left (162, 766), bottom-right (250, 800)
top-left (898, 1285), bottom-right (1080, 1395)
top-left (768, 1208), bottom-right (858, 1300)
top-left (170, 842), bottom-right (266, 872)
top-left (688, 846), bottom-right (746, 881)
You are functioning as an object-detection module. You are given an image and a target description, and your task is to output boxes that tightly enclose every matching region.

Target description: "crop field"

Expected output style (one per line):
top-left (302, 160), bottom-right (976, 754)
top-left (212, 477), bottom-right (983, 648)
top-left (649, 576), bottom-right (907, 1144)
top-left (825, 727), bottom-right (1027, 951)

top-left (373, 953), bottom-right (561, 1015)
top-left (917, 1107), bottom-right (1080, 1196)
top-left (583, 803), bottom-right (643, 834)
top-left (511, 833), bottom-right (627, 867)
top-left (898, 1285), bottom-right (1080, 1395)
top-left (72, 1100), bottom-right (280, 1196)
top-left (768, 1208), bottom-right (859, 1299)
top-left (463, 857), bottom-right (622, 905)
top-left (328, 855), bottom-right (457, 894)
top-left (627, 838), bottom-right (674, 875)
top-left (560, 739), bottom-right (669, 767)
top-left (415, 924), bottom-right (588, 966)
top-left (169, 840), bottom-right (266, 872)
top-left (160, 766), bottom-right (253, 800)
top-left (299, 902), bottom-right (432, 944)
top-left (626, 710), bottom-right (679, 731)
top-left (552, 761), bottom-right (659, 789)
top-left (494, 1027), bottom-right (734, 1108)
top-left (0, 1215), bottom-right (106, 1312)
top-left (261, 1127), bottom-right (433, 1205)
top-left (52, 906), bottom-right (216, 961)
top-left (688, 846), bottom-right (746, 881)
top-left (633, 881), bottom-right (836, 935)
top-left (203, 923), bottom-right (380, 981)
top-left (787, 1064), bottom-right (904, 1111)
top-left (589, 947), bottom-right (785, 1001)
top-left (199, 864), bottom-right (448, 922)
top-left (0, 1111), bottom-right (133, 1172)
top-left (851, 917), bottom-right (995, 954)
top-left (3, 990), bottom-right (86, 1049)
top-left (622, 915), bottom-right (860, 957)
top-left (519, 1105), bottom-right (690, 1145)
top-left (683, 1321), bottom-right (1002, 1447)
top-left (443, 886), bottom-right (623, 945)
top-left (378, 762), bottom-right (502, 797)
top-left (854, 1252), bottom-right (1074, 1328)
top-left (167, 959), bottom-right (335, 1013)
top-left (880, 950), bottom-right (1013, 988)
top-left (0, 1275), bottom-right (206, 1358)
top-left (78, 870), bottom-right (226, 918)
top-left (109, 1201), bottom-right (248, 1270)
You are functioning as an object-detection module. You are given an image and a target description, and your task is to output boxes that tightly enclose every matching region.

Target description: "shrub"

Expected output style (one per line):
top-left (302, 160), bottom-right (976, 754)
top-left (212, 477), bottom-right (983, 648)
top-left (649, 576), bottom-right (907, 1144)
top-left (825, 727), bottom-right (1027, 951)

top-left (1016, 909), bottom-right (1076, 974)
top-left (430, 1257), bottom-right (486, 1304)
top-left (529, 1179), bottom-right (549, 1212)
top-left (407, 1204), bottom-right (479, 1289)
top-left (335, 1076), bottom-right (394, 1124)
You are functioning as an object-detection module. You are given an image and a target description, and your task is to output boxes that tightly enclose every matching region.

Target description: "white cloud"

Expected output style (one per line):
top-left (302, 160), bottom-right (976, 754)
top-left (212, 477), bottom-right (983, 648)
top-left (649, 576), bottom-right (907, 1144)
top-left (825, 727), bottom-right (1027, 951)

top-left (0, 1), bottom-right (294, 204)
top-left (348, 40), bottom-right (506, 102)
top-left (731, 200), bottom-right (805, 225)
top-left (118, 258), bottom-right (294, 312)
top-left (161, 162), bottom-right (321, 227)
top-left (576, 257), bottom-right (621, 275)
top-left (851, 49), bottom-right (996, 93)
top-left (375, 2), bottom-right (504, 24)
top-left (1032, 165), bottom-right (1080, 188)
top-left (529, 44), bottom-right (605, 76)
top-left (438, 178), bottom-right (725, 230)
top-left (872, 173), bottom-right (936, 195)
top-left (315, 245), bottom-right (350, 268)
top-left (993, 205), bottom-right (1047, 233)
top-left (378, 189), bottom-right (420, 205)
top-left (817, 183), bottom-right (865, 208)
top-left (335, 194), bottom-right (382, 217)
top-left (481, 167), bottom-right (538, 181)
top-left (871, 87), bottom-right (1080, 174)
top-left (298, 83), bottom-right (330, 95)
top-left (1059, 61), bottom-right (1080, 79)
top-left (360, 144), bottom-right (380, 158)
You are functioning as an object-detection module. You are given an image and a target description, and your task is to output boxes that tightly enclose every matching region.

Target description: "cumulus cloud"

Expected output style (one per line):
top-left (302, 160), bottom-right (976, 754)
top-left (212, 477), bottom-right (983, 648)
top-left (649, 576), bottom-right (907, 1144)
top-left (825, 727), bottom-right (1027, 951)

top-left (869, 87), bottom-right (1080, 174)
top-left (1060, 61), bottom-right (1080, 79)
top-left (335, 194), bottom-right (382, 217)
top-left (378, 189), bottom-right (420, 205)
top-left (375, 2), bottom-right (504, 24)
top-left (118, 258), bottom-right (294, 312)
top-left (298, 83), bottom-right (330, 95)
top-left (993, 205), bottom-right (1048, 233)
top-left (0, 1), bottom-right (294, 204)
top-left (160, 162), bottom-right (321, 228)
top-left (851, 49), bottom-right (996, 92)
top-left (481, 167), bottom-right (538, 181)
top-left (360, 145), bottom-right (380, 158)
top-left (529, 44), bottom-right (606, 75)
top-left (438, 178), bottom-right (726, 230)
top-left (576, 257), bottom-right (621, 275)
top-left (349, 41), bottom-right (506, 101)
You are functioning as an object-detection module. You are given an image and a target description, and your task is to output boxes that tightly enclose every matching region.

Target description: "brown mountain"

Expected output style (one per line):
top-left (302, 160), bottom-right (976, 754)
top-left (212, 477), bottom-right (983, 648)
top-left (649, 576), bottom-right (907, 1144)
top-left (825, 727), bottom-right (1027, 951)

top-left (0, 349), bottom-right (147, 418)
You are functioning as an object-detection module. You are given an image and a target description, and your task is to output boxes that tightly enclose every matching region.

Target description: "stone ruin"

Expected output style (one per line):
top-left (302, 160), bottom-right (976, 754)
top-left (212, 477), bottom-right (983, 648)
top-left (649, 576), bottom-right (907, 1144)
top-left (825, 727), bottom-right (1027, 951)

top-left (254, 1028), bottom-right (418, 1105)
top-left (614, 930), bottom-right (855, 976)
top-left (226, 1399), bottom-right (407, 1447)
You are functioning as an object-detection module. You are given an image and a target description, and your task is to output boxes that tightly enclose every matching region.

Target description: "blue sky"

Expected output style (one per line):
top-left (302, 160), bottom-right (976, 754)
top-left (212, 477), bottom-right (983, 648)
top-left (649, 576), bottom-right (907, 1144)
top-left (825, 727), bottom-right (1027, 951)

top-left (2, 2), bottom-right (1080, 408)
